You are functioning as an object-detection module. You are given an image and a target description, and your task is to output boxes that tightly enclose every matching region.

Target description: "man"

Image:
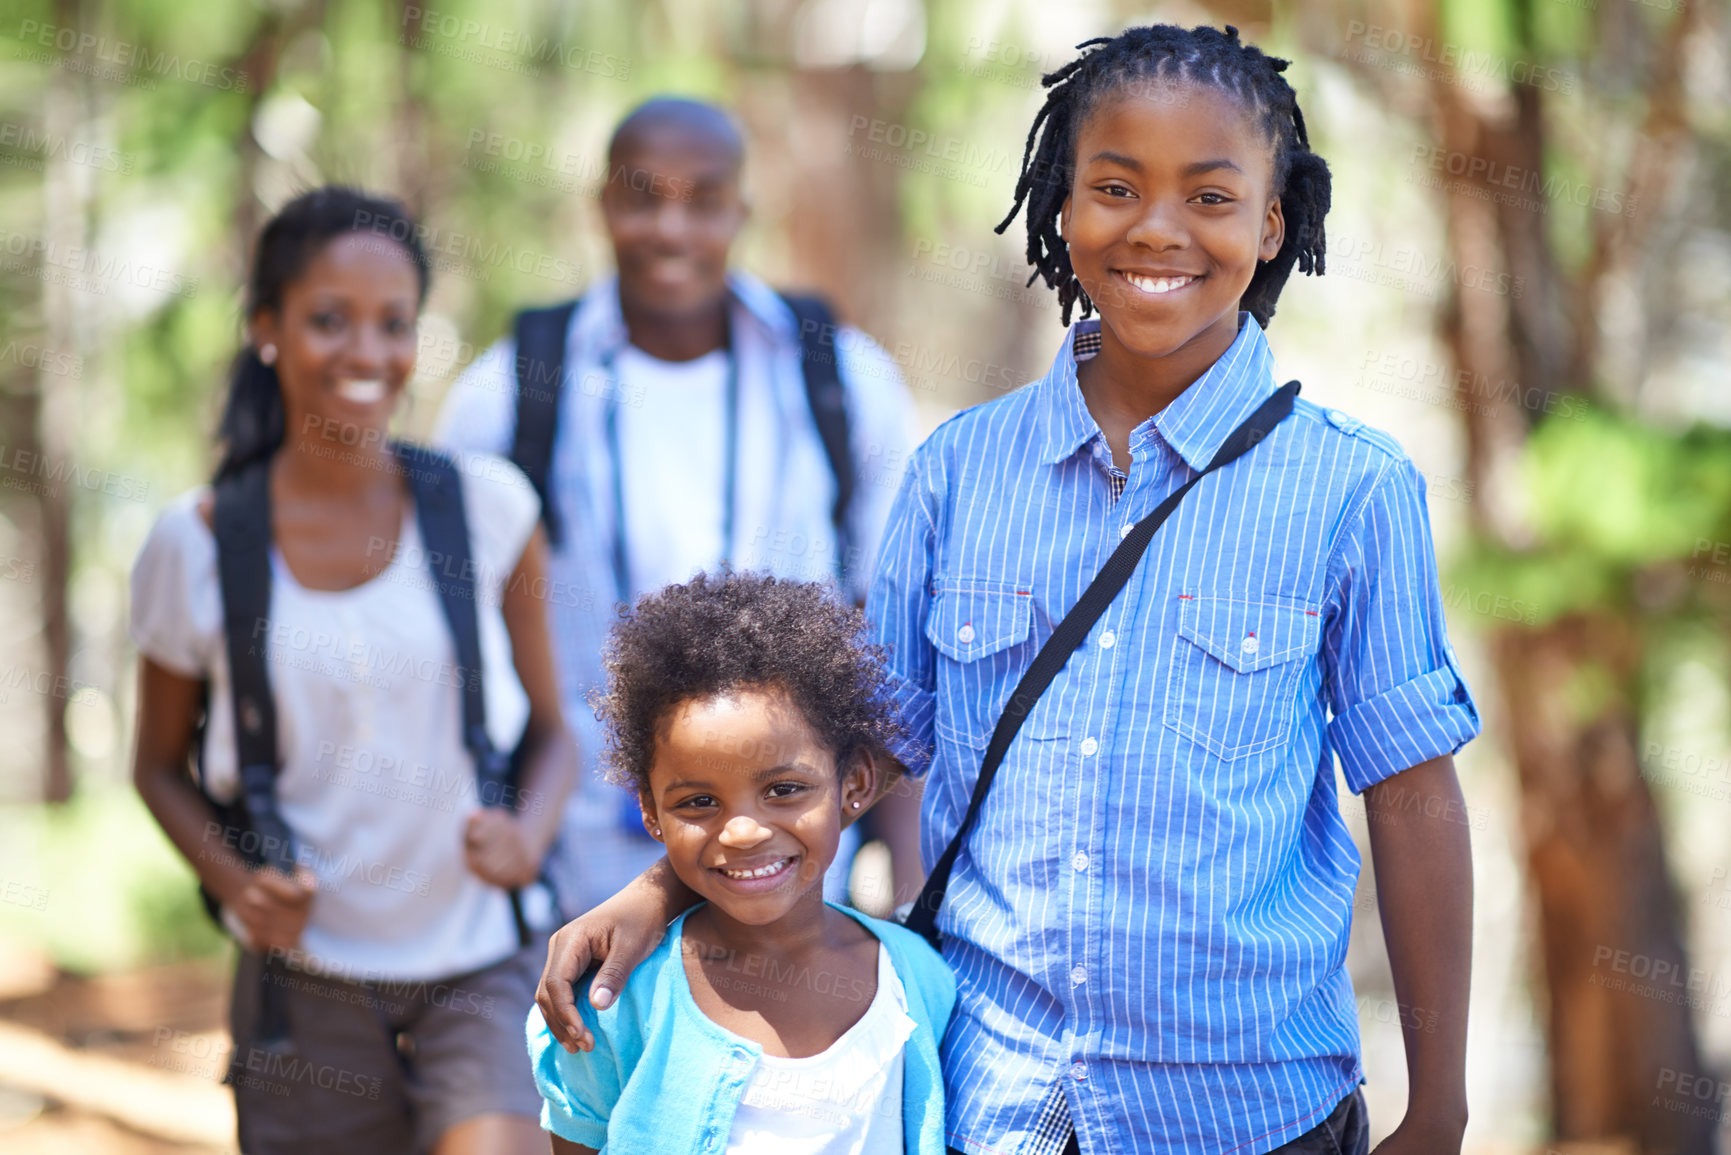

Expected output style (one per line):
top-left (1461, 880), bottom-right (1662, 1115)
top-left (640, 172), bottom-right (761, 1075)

top-left (435, 97), bottom-right (918, 917)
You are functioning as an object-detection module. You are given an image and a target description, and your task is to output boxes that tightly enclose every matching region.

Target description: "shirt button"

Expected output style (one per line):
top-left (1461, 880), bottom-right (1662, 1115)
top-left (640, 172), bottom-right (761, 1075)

top-left (1071, 851), bottom-right (1089, 872)
top-left (1119, 524), bottom-right (1134, 540)
top-left (1099, 631), bottom-right (1116, 649)
top-left (1241, 634), bottom-right (1260, 655)
top-left (1070, 965), bottom-right (1087, 986)
top-left (957, 624), bottom-right (976, 644)
top-left (1071, 1061), bottom-right (1088, 1082)
top-left (1079, 737), bottom-right (1099, 756)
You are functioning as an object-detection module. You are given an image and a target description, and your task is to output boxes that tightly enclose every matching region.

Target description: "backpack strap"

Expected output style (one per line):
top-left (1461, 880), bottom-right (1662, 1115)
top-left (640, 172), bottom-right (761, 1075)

top-left (211, 458), bottom-right (296, 1053)
top-left (779, 294), bottom-right (857, 590)
top-left (212, 461), bottom-right (294, 874)
top-left (902, 381), bottom-right (1302, 950)
top-left (395, 443), bottom-right (531, 947)
top-left (510, 299), bottom-right (581, 549)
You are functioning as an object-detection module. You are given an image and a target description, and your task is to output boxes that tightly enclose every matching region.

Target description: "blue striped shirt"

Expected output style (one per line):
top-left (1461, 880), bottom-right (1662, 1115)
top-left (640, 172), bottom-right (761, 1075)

top-left (866, 314), bottom-right (1480, 1155)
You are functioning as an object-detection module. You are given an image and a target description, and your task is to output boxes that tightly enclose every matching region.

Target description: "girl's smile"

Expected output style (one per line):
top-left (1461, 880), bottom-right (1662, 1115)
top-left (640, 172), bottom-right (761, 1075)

top-left (1062, 81), bottom-right (1284, 388)
top-left (643, 687), bottom-right (873, 933)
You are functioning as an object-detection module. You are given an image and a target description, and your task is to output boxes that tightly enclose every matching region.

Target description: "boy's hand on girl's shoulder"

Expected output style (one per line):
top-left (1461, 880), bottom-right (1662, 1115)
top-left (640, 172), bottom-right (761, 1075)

top-left (229, 866), bottom-right (316, 953)
top-left (464, 809), bottom-right (540, 889)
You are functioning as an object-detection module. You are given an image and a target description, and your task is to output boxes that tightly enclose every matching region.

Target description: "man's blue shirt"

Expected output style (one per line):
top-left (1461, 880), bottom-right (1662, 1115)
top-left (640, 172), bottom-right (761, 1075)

top-left (866, 315), bottom-right (1480, 1154)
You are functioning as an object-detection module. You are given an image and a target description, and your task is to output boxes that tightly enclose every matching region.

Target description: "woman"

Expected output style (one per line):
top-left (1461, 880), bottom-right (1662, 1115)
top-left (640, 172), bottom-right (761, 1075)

top-left (130, 186), bottom-right (577, 1154)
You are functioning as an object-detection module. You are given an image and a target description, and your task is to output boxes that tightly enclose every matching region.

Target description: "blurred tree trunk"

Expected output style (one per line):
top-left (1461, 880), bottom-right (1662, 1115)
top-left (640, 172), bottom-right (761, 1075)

top-left (1417, 4), bottom-right (1712, 1150)
top-left (34, 0), bottom-right (89, 804)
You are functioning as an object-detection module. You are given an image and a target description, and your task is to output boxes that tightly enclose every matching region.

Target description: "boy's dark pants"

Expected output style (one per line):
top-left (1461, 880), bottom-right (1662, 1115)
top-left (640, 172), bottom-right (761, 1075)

top-left (945, 1088), bottom-right (1368, 1155)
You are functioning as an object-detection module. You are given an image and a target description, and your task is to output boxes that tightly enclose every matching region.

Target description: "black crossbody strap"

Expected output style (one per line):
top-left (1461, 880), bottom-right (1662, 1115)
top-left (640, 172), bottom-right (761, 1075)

top-left (212, 459), bottom-right (297, 1053)
top-left (904, 381), bottom-right (1301, 949)
top-left (396, 443), bottom-right (531, 947)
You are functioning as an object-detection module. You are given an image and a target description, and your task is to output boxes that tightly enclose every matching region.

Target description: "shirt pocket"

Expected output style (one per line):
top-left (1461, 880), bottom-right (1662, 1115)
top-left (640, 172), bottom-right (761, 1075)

top-left (1163, 595), bottom-right (1321, 761)
top-left (924, 579), bottom-right (1064, 751)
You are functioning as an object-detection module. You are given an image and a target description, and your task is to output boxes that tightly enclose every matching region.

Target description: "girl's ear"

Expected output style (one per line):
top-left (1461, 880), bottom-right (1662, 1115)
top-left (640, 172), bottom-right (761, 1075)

top-left (639, 793), bottom-right (664, 842)
top-left (1059, 194), bottom-right (1073, 243)
top-left (1260, 196), bottom-right (1286, 263)
top-left (840, 746), bottom-right (879, 824)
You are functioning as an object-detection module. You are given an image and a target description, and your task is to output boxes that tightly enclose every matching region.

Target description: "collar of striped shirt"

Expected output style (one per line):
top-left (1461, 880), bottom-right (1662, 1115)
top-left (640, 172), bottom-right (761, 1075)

top-left (1039, 312), bottom-right (1280, 473)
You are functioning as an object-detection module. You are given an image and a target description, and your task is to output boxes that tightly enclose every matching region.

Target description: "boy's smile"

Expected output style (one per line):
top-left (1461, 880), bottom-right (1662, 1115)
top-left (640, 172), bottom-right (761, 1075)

top-left (1061, 81), bottom-right (1284, 386)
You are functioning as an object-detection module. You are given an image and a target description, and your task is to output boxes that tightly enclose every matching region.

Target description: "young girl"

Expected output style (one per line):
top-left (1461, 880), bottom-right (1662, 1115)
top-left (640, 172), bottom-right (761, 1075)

top-left (537, 24), bottom-right (1478, 1155)
top-left (526, 572), bottom-right (955, 1153)
top-left (130, 186), bottom-right (578, 1154)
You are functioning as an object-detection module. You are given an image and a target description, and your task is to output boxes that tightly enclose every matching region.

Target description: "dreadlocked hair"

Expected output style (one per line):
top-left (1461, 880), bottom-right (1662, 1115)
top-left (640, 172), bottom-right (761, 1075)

top-left (997, 23), bottom-right (1332, 328)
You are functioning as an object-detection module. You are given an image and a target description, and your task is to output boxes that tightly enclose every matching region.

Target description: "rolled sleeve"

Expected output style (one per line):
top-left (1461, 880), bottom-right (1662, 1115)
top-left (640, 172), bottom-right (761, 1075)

top-left (865, 452), bottom-right (939, 777)
top-left (525, 1004), bottom-right (614, 1149)
top-left (1322, 458), bottom-right (1480, 793)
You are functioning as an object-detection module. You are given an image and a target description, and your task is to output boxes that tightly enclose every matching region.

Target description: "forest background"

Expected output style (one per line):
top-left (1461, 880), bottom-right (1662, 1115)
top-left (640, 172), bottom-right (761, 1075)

top-left (1, 0), bottom-right (1728, 1151)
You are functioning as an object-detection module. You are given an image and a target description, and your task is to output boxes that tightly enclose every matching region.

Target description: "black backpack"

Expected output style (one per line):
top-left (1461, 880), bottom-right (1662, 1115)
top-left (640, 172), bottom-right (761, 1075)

top-left (198, 443), bottom-right (533, 1051)
top-left (508, 292), bottom-right (858, 586)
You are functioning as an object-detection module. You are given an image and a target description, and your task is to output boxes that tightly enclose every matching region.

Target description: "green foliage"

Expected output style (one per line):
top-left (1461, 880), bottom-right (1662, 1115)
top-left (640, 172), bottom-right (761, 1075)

top-left (1455, 404), bottom-right (1731, 627)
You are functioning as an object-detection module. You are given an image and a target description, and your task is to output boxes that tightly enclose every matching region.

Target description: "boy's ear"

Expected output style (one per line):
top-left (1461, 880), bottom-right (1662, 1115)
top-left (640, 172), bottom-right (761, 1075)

top-left (639, 793), bottom-right (663, 842)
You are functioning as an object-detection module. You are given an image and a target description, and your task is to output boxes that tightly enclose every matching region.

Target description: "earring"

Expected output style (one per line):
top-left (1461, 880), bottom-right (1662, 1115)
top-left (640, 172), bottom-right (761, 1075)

top-left (850, 801), bottom-right (861, 810)
top-left (258, 343), bottom-right (277, 366)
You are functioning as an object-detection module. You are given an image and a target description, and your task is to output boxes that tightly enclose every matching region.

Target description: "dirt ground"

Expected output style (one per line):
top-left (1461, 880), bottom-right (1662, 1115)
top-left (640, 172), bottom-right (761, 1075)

top-left (0, 939), bottom-right (236, 1154)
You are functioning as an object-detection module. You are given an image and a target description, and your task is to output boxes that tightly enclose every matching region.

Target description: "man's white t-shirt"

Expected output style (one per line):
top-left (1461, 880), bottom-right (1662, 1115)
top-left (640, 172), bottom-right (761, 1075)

top-left (612, 344), bottom-right (730, 591)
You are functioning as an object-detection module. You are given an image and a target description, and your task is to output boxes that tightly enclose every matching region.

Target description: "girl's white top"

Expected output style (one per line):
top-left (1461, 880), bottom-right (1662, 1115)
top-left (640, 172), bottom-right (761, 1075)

top-left (724, 942), bottom-right (917, 1155)
top-left (129, 452), bottom-right (545, 981)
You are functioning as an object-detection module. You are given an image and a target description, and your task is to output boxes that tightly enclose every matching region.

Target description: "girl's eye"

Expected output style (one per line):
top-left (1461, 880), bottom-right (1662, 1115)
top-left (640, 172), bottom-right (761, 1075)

top-left (311, 312), bottom-right (343, 331)
top-left (676, 794), bottom-right (718, 810)
top-left (384, 317), bottom-right (413, 336)
top-left (1194, 192), bottom-right (1233, 206)
top-left (767, 782), bottom-right (808, 799)
top-left (1097, 183), bottom-right (1135, 198)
